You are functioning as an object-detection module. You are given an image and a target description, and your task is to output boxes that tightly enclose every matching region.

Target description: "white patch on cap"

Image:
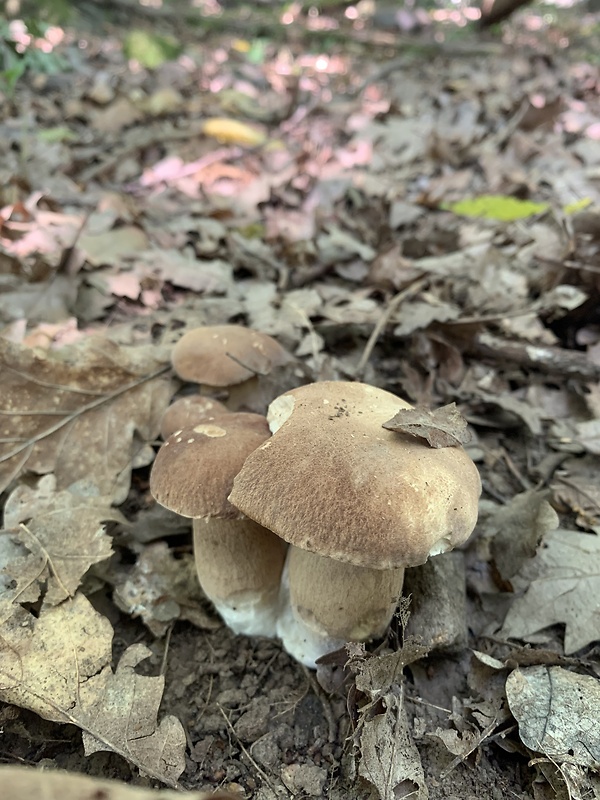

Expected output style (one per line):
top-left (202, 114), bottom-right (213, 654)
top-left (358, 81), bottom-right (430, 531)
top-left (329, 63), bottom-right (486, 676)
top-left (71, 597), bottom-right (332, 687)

top-left (267, 394), bottom-right (296, 433)
top-left (193, 424), bottom-right (227, 437)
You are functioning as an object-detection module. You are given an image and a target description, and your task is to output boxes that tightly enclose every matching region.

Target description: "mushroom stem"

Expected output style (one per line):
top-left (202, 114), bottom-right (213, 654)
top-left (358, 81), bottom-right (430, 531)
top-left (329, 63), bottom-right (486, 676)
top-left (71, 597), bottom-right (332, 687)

top-left (193, 517), bottom-right (287, 638)
top-left (277, 546), bottom-right (405, 668)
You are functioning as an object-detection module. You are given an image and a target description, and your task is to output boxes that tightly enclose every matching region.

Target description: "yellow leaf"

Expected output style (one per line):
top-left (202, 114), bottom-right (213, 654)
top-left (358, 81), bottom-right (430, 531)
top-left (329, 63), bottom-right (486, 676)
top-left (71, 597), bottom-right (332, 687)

top-left (563, 198), bottom-right (593, 215)
top-left (202, 117), bottom-right (266, 146)
top-left (443, 195), bottom-right (549, 221)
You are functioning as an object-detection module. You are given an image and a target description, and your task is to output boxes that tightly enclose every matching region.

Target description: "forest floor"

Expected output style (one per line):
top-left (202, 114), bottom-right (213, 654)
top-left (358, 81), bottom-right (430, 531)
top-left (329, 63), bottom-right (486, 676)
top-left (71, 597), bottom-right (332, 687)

top-left (1, 2), bottom-right (600, 799)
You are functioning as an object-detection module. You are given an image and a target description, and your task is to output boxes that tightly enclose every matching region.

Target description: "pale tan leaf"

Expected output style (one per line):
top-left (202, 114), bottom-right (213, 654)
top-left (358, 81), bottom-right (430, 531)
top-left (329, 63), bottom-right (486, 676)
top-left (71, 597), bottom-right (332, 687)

top-left (0, 766), bottom-right (238, 800)
top-left (500, 528), bottom-right (600, 654)
top-left (2, 475), bottom-right (118, 605)
top-left (359, 698), bottom-right (428, 800)
top-left (0, 337), bottom-right (174, 503)
top-left (506, 666), bottom-right (600, 767)
top-left (112, 542), bottom-right (219, 636)
top-left (0, 594), bottom-right (185, 787)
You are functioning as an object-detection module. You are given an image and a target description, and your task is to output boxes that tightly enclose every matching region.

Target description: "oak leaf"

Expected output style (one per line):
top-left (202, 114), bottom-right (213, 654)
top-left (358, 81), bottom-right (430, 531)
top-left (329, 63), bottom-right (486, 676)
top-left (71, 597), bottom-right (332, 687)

top-left (0, 593), bottom-right (186, 787)
top-left (500, 528), bottom-right (600, 654)
top-left (0, 337), bottom-right (174, 503)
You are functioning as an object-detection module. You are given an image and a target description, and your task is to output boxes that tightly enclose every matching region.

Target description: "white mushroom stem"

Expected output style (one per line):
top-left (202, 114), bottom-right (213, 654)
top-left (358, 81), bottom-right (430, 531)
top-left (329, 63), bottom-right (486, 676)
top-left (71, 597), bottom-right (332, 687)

top-left (277, 546), bottom-right (405, 669)
top-left (193, 517), bottom-right (286, 638)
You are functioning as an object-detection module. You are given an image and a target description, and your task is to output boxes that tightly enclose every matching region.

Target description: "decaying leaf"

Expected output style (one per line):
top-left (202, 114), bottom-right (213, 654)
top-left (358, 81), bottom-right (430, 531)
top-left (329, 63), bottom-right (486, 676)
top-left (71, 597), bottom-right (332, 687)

top-left (0, 337), bottom-right (174, 503)
top-left (2, 475), bottom-right (119, 606)
top-left (552, 469), bottom-right (600, 530)
top-left (382, 402), bottom-right (471, 448)
top-left (0, 766), bottom-right (238, 800)
top-left (352, 644), bottom-right (429, 800)
top-left (489, 490), bottom-right (559, 584)
top-left (0, 593), bottom-right (186, 787)
top-left (112, 542), bottom-right (219, 636)
top-left (359, 697), bottom-right (428, 800)
top-left (500, 528), bottom-right (600, 654)
top-left (506, 666), bottom-right (600, 767)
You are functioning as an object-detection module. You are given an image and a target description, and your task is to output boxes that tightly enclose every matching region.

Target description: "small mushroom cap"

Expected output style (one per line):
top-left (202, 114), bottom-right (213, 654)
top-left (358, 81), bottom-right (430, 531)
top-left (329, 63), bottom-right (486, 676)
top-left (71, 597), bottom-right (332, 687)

top-left (229, 381), bottom-right (481, 570)
top-left (171, 325), bottom-right (292, 387)
top-left (150, 413), bottom-right (270, 519)
top-left (160, 395), bottom-right (229, 440)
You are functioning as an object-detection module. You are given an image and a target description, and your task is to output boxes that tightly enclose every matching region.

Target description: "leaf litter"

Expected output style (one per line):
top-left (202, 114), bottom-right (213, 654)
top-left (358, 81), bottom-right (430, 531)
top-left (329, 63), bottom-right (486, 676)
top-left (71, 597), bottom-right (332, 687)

top-left (1, 2), bottom-right (600, 799)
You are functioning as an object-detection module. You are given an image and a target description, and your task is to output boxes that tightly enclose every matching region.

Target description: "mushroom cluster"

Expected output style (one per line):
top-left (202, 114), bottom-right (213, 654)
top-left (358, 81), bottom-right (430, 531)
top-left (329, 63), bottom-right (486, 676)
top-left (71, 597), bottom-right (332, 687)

top-left (230, 381), bottom-right (481, 667)
top-left (150, 327), bottom-right (481, 668)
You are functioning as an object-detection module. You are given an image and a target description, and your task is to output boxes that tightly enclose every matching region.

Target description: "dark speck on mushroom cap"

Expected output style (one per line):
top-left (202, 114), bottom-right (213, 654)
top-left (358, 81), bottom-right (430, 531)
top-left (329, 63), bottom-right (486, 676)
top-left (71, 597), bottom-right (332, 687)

top-left (229, 381), bottom-right (481, 569)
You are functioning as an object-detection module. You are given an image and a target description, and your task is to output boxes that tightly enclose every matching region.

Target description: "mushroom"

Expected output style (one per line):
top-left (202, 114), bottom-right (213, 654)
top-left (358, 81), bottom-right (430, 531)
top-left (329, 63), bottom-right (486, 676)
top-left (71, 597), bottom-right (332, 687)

top-left (229, 381), bottom-right (481, 667)
top-left (160, 395), bottom-right (229, 440)
top-left (150, 413), bottom-right (287, 637)
top-left (170, 325), bottom-right (300, 414)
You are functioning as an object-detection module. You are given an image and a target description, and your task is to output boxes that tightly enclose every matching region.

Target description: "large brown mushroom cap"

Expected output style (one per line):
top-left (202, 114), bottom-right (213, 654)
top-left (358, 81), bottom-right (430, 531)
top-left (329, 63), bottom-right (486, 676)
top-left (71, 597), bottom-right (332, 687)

top-left (229, 381), bottom-right (481, 570)
top-left (150, 413), bottom-right (270, 519)
top-left (171, 325), bottom-right (293, 387)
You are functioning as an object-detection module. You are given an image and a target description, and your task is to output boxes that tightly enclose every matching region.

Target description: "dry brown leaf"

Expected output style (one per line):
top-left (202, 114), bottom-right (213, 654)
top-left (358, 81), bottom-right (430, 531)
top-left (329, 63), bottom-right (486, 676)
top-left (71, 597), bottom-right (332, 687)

top-left (359, 699), bottom-right (428, 800)
top-left (1, 475), bottom-right (119, 606)
top-left (0, 766), bottom-right (239, 800)
top-left (0, 337), bottom-right (174, 503)
top-left (352, 645), bottom-right (429, 800)
top-left (0, 593), bottom-right (186, 787)
top-left (112, 542), bottom-right (219, 636)
top-left (500, 528), bottom-right (600, 654)
top-left (506, 666), bottom-right (600, 767)
top-left (489, 490), bottom-right (559, 584)
top-left (382, 403), bottom-right (471, 448)
top-left (79, 227), bottom-right (149, 267)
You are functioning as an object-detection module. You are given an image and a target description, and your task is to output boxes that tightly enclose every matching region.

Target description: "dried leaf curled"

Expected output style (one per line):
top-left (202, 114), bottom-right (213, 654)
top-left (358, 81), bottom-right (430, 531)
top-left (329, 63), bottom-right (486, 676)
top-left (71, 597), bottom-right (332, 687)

top-left (383, 403), bottom-right (471, 448)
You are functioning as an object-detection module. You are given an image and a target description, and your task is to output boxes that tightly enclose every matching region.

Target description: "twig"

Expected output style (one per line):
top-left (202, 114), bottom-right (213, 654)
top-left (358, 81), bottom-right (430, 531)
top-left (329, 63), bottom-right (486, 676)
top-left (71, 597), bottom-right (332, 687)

top-left (355, 277), bottom-right (429, 378)
top-left (464, 332), bottom-right (600, 382)
top-left (217, 705), bottom-right (282, 796)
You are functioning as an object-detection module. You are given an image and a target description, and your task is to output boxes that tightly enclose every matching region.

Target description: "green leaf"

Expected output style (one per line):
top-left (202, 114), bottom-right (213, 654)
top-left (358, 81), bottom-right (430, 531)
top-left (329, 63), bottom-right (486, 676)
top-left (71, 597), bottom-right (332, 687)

top-left (124, 30), bottom-right (182, 69)
top-left (443, 195), bottom-right (549, 221)
top-left (39, 126), bottom-right (76, 143)
top-left (563, 197), bottom-right (593, 215)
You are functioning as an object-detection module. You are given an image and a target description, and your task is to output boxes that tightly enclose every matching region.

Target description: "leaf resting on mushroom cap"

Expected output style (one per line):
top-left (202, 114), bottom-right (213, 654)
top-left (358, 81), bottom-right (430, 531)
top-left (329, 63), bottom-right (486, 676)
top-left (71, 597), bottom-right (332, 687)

top-left (382, 403), bottom-right (471, 448)
top-left (231, 382), bottom-right (481, 570)
top-left (0, 337), bottom-right (174, 503)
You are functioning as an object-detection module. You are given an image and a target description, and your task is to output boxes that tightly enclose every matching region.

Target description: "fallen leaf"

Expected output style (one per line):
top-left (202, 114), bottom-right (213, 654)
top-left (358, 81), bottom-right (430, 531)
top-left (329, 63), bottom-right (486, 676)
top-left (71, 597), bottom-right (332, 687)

top-left (489, 490), bottom-right (559, 583)
top-left (444, 195), bottom-right (549, 221)
top-left (112, 542), bottom-right (219, 636)
top-left (202, 118), bottom-right (267, 146)
top-left (79, 227), bottom-right (149, 267)
top-left (500, 528), bottom-right (600, 654)
top-left (0, 593), bottom-right (186, 787)
top-left (2, 475), bottom-right (119, 606)
top-left (359, 698), bottom-right (428, 800)
top-left (0, 337), bottom-right (174, 503)
top-left (351, 646), bottom-right (429, 800)
top-left (0, 766), bottom-right (238, 800)
top-left (383, 403), bottom-right (471, 448)
top-left (506, 666), bottom-right (600, 767)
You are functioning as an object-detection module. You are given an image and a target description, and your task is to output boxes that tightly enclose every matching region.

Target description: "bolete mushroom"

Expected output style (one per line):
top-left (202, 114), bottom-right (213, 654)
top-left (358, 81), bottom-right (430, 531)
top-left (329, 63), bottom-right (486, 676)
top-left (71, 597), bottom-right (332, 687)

top-left (229, 381), bottom-right (481, 667)
top-left (150, 413), bottom-right (287, 637)
top-left (170, 325), bottom-right (299, 413)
